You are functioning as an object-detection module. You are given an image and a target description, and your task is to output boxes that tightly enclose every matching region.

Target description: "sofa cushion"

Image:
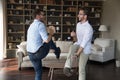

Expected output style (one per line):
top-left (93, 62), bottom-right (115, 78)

top-left (90, 51), bottom-right (104, 56)
top-left (56, 41), bottom-right (73, 53)
top-left (23, 56), bottom-right (30, 61)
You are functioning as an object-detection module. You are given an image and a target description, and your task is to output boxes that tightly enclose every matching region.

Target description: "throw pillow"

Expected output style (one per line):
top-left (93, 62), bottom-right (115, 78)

top-left (17, 44), bottom-right (27, 56)
top-left (91, 44), bottom-right (102, 52)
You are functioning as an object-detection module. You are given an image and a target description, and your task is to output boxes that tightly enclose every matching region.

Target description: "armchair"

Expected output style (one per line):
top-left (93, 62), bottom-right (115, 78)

top-left (89, 38), bottom-right (115, 62)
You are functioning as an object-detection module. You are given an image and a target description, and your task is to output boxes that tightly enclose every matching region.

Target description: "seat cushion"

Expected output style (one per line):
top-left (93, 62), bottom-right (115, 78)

top-left (91, 51), bottom-right (103, 56)
top-left (23, 56), bottom-right (30, 61)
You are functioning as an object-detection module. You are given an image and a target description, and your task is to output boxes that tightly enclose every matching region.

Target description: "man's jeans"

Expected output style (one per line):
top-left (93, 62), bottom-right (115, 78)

top-left (28, 40), bottom-right (58, 80)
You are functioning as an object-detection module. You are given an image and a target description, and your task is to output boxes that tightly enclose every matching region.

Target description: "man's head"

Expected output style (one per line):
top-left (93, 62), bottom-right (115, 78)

top-left (78, 8), bottom-right (88, 22)
top-left (32, 9), bottom-right (45, 21)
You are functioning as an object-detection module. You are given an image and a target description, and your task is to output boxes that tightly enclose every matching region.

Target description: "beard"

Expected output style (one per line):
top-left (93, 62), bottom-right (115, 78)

top-left (79, 18), bottom-right (82, 22)
top-left (79, 17), bottom-right (84, 22)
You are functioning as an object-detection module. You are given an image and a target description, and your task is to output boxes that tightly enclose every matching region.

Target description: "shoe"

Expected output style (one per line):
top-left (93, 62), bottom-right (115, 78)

top-left (63, 67), bottom-right (73, 77)
top-left (55, 47), bottom-right (61, 59)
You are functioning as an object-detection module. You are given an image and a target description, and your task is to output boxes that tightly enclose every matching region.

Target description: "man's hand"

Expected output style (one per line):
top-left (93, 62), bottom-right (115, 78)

top-left (71, 31), bottom-right (77, 42)
top-left (70, 31), bottom-right (76, 37)
top-left (47, 26), bottom-right (55, 36)
top-left (75, 47), bottom-right (83, 57)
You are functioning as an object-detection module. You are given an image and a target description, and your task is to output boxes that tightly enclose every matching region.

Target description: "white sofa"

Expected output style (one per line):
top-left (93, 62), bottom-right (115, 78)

top-left (89, 38), bottom-right (115, 62)
top-left (16, 41), bottom-right (73, 70)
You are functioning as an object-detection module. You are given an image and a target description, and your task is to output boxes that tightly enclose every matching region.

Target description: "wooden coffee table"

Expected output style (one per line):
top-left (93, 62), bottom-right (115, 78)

top-left (43, 59), bottom-right (78, 80)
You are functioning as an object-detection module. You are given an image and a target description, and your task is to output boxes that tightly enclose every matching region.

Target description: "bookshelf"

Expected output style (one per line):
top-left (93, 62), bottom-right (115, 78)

top-left (6, 0), bottom-right (103, 58)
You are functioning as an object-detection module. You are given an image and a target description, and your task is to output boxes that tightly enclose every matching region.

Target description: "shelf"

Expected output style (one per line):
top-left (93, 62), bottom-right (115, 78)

top-left (47, 16), bottom-right (61, 18)
top-left (7, 8), bottom-right (24, 10)
top-left (8, 14), bottom-right (24, 16)
top-left (7, 41), bottom-right (22, 43)
top-left (6, 0), bottom-right (103, 58)
top-left (47, 10), bottom-right (62, 12)
top-left (8, 32), bottom-right (24, 34)
top-left (7, 49), bottom-right (17, 50)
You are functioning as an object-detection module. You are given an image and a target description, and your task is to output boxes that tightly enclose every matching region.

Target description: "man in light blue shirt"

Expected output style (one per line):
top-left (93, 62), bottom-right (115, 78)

top-left (27, 9), bottom-right (60, 80)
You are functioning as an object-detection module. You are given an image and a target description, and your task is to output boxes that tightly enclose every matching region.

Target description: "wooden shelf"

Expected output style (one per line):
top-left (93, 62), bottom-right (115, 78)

top-left (6, 0), bottom-right (103, 58)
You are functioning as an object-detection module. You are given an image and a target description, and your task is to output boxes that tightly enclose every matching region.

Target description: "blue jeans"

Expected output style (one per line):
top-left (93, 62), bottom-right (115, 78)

top-left (28, 40), bottom-right (58, 80)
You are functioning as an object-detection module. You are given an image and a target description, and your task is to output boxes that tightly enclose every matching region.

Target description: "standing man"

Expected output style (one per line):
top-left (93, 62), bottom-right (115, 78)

top-left (27, 9), bottom-right (60, 80)
top-left (63, 8), bottom-right (93, 80)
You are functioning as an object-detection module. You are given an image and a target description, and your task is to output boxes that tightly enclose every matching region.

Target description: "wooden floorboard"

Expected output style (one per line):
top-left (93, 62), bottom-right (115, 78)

top-left (0, 58), bottom-right (120, 80)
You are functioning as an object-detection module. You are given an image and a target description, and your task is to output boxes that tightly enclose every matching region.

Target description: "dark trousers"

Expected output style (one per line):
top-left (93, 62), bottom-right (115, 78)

top-left (28, 40), bottom-right (58, 80)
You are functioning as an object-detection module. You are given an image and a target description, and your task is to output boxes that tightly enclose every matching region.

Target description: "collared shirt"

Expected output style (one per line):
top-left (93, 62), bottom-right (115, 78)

top-left (27, 19), bottom-right (48, 53)
top-left (74, 21), bottom-right (93, 54)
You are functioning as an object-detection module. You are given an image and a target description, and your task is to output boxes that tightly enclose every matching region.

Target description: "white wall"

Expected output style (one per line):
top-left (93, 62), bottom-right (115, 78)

top-left (0, 0), bottom-right (6, 60)
top-left (101, 0), bottom-right (120, 60)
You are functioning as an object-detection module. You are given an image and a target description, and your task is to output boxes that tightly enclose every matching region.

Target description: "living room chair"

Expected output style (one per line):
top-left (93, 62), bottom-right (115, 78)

top-left (89, 38), bottom-right (115, 62)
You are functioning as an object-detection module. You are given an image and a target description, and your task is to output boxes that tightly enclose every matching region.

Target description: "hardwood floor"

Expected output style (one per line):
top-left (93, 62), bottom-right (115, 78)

top-left (0, 58), bottom-right (120, 80)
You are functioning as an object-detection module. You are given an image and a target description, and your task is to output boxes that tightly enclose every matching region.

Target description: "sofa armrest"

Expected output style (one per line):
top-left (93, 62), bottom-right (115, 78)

top-left (16, 51), bottom-right (24, 70)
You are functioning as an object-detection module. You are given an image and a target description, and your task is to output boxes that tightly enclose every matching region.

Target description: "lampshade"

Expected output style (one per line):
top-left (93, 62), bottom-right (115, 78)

top-left (99, 25), bottom-right (108, 31)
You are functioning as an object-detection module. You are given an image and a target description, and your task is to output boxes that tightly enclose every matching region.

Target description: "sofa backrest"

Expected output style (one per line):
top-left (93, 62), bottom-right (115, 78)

top-left (56, 41), bottom-right (73, 53)
top-left (94, 38), bottom-right (112, 48)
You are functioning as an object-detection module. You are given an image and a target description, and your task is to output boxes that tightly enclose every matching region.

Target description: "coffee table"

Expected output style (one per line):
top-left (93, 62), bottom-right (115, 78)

top-left (43, 59), bottom-right (78, 80)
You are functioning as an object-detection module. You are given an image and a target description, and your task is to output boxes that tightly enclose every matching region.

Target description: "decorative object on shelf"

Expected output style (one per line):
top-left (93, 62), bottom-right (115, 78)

top-left (47, 0), bottom-right (54, 4)
top-left (25, 19), bottom-right (30, 24)
top-left (20, 21), bottom-right (23, 24)
top-left (36, 5), bottom-right (39, 9)
top-left (67, 36), bottom-right (71, 41)
top-left (84, 2), bottom-right (89, 6)
top-left (91, 8), bottom-right (94, 12)
top-left (8, 43), bottom-right (13, 49)
top-left (67, 7), bottom-right (76, 12)
top-left (16, 6), bottom-right (23, 10)
top-left (16, 11), bottom-right (19, 15)
top-left (64, 14), bottom-right (71, 17)
top-left (34, 1), bottom-right (37, 4)
top-left (21, 36), bottom-right (24, 41)
top-left (48, 21), bottom-right (52, 25)
top-left (55, 0), bottom-right (61, 4)
top-left (95, 13), bottom-right (100, 18)
top-left (11, 5), bottom-right (14, 9)
top-left (39, 0), bottom-right (46, 4)
top-left (26, 0), bottom-right (30, 3)
top-left (9, 11), bottom-right (13, 15)
top-left (43, 6), bottom-right (47, 11)
top-left (56, 26), bottom-right (60, 33)
top-left (8, 29), bottom-right (12, 32)
top-left (99, 25), bottom-right (108, 38)
top-left (50, 9), bottom-right (56, 11)
top-left (9, 0), bottom-right (15, 3)
top-left (9, 21), bottom-right (13, 24)
top-left (66, 21), bottom-right (71, 25)
top-left (67, 28), bottom-right (70, 33)
top-left (19, 0), bottom-right (22, 4)
top-left (56, 22), bottom-right (59, 25)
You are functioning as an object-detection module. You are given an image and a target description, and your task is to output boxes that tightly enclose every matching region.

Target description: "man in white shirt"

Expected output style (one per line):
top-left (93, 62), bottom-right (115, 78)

top-left (63, 8), bottom-right (93, 80)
